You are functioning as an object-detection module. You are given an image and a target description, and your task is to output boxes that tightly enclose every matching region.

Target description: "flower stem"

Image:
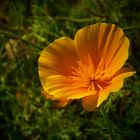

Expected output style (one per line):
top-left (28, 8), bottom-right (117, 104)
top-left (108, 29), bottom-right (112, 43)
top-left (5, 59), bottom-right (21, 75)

top-left (101, 106), bottom-right (115, 140)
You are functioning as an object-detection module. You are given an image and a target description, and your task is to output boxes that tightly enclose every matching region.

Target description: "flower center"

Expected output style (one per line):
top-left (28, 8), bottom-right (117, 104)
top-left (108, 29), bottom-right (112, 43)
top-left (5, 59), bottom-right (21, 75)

top-left (69, 55), bottom-right (112, 91)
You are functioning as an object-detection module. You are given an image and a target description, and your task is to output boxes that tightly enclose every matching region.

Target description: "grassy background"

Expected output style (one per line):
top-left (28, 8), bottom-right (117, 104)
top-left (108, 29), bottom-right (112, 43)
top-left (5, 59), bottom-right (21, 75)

top-left (0, 0), bottom-right (140, 139)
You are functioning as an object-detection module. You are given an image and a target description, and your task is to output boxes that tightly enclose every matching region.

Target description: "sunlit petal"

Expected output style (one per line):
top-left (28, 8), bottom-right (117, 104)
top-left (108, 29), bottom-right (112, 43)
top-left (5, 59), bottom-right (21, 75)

top-left (97, 68), bottom-right (135, 107)
top-left (39, 37), bottom-right (78, 75)
top-left (74, 23), bottom-right (100, 67)
top-left (44, 75), bottom-right (93, 99)
top-left (39, 37), bottom-right (78, 88)
top-left (75, 23), bottom-right (130, 74)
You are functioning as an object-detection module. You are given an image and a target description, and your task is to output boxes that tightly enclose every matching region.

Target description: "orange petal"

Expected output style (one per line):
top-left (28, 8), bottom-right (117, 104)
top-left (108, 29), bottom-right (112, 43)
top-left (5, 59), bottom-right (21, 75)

top-left (82, 92), bottom-right (99, 111)
top-left (44, 75), bottom-right (93, 99)
top-left (42, 90), bottom-right (57, 100)
top-left (42, 90), bottom-right (72, 108)
top-left (103, 29), bottom-right (130, 75)
top-left (74, 23), bottom-right (130, 74)
top-left (74, 23), bottom-right (100, 67)
top-left (97, 68), bottom-right (135, 107)
top-left (38, 37), bottom-right (78, 86)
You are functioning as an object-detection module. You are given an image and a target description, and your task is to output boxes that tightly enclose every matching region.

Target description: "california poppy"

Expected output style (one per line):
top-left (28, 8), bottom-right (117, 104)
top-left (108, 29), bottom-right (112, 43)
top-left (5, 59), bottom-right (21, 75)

top-left (38, 23), bottom-right (135, 111)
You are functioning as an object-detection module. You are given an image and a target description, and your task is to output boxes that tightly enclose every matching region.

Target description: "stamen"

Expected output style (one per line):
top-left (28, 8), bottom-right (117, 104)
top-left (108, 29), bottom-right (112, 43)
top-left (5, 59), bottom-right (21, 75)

top-left (69, 55), bottom-right (111, 92)
top-left (94, 80), bottom-right (104, 90)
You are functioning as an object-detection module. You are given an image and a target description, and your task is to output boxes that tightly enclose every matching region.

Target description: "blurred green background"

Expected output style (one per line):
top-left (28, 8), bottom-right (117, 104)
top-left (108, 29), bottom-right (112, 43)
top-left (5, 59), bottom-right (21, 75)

top-left (0, 0), bottom-right (140, 140)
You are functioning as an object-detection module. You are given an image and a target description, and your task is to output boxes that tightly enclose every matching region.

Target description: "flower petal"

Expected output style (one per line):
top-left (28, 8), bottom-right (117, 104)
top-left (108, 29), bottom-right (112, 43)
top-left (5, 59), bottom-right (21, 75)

top-left (38, 37), bottom-right (79, 88)
top-left (74, 23), bottom-right (100, 66)
top-left (42, 90), bottom-right (57, 100)
top-left (97, 68), bottom-right (135, 107)
top-left (44, 75), bottom-right (93, 99)
top-left (82, 92), bottom-right (99, 111)
top-left (43, 90), bottom-right (72, 108)
top-left (74, 23), bottom-right (130, 74)
top-left (103, 28), bottom-right (130, 75)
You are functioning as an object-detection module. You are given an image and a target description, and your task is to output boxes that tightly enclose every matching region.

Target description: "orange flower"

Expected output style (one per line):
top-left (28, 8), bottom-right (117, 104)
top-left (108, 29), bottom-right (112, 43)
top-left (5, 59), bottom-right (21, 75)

top-left (38, 23), bottom-right (135, 111)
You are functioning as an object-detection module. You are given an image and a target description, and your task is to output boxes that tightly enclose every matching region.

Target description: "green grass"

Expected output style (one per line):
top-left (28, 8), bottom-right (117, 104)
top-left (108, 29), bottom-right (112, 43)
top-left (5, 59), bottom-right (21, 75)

top-left (0, 0), bottom-right (140, 139)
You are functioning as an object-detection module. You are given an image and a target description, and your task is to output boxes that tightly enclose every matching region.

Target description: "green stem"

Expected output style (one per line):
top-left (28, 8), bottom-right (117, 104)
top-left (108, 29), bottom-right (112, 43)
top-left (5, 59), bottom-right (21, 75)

top-left (45, 30), bottom-right (61, 38)
top-left (54, 16), bottom-right (96, 23)
top-left (101, 106), bottom-right (115, 140)
top-left (123, 26), bottom-right (140, 31)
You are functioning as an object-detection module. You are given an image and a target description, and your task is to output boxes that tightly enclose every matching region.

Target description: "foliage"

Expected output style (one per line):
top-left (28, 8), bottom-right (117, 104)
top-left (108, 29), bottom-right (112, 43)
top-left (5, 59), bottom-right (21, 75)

top-left (0, 0), bottom-right (140, 139)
